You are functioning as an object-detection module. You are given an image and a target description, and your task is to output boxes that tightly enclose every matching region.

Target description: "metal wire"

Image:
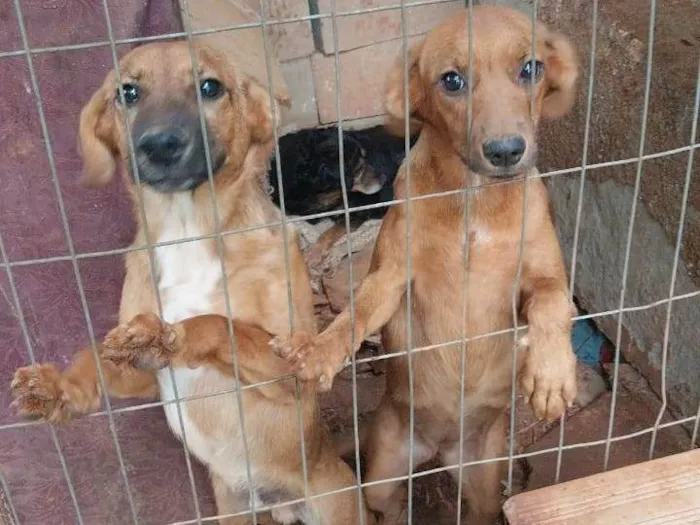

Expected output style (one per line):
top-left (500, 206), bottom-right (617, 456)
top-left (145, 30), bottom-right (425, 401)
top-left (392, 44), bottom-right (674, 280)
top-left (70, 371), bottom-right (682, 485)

top-left (0, 0), bottom-right (460, 61)
top-left (506, 0), bottom-right (540, 496)
top-left (1, 142), bottom-right (698, 272)
top-left (5, 0), bottom-right (700, 522)
top-left (647, 52), bottom-right (700, 459)
top-left (177, 0), bottom-right (264, 521)
top-left (557, 0), bottom-right (600, 486)
top-left (0, 232), bottom-right (83, 525)
top-left (455, 1), bottom-right (475, 522)
top-left (2, 286), bottom-right (698, 433)
top-left (254, 0), bottom-right (314, 517)
top-left (99, 2), bottom-right (206, 522)
top-left (155, 409), bottom-right (700, 525)
top-left (692, 402), bottom-right (700, 449)
top-left (398, 1), bottom-right (417, 523)
top-left (0, 468), bottom-right (20, 525)
top-left (10, 0), bottom-right (143, 522)
top-left (603, 0), bottom-right (658, 471)
top-left (327, 0), bottom-right (367, 521)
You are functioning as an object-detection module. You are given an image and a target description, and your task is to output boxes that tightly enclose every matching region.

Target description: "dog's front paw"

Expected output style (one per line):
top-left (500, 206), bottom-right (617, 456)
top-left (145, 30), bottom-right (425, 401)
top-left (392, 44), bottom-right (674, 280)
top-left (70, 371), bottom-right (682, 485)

top-left (101, 313), bottom-right (178, 371)
top-left (11, 364), bottom-right (63, 421)
top-left (11, 364), bottom-right (95, 423)
top-left (270, 330), bottom-right (349, 392)
top-left (519, 337), bottom-right (577, 421)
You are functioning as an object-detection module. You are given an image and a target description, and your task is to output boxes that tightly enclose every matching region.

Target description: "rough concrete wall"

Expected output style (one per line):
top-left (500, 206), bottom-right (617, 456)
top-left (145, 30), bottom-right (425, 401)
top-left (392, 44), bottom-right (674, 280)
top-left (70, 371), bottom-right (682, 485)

top-left (526, 0), bottom-right (700, 419)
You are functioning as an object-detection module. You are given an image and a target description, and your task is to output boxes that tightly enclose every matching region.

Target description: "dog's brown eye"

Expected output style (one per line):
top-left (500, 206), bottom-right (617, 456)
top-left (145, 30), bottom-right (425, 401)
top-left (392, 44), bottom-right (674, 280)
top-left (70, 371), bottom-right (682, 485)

top-left (116, 83), bottom-right (139, 105)
top-left (440, 71), bottom-right (466, 94)
top-left (519, 60), bottom-right (545, 83)
top-left (200, 79), bottom-right (224, 99)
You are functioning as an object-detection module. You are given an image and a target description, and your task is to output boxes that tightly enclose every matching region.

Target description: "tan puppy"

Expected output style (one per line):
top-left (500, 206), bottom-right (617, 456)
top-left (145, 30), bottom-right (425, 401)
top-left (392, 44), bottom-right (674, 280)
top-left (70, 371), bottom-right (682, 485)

top-left (272, 7), bottom-right (579, 525)
top-left (11, 42), bottom-right (369, 525)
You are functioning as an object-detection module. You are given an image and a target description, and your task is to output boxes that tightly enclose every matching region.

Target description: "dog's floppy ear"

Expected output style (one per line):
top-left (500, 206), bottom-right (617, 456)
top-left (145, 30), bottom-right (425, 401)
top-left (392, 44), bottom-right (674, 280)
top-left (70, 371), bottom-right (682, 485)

top-left (77, 77), bottom-right (119, 187)
top-left (384, 39), bottom-right (426, 123)
top-left (541, 29), bottom-right (579, 120)
top-left (244, 77), bottom-right (278, 144)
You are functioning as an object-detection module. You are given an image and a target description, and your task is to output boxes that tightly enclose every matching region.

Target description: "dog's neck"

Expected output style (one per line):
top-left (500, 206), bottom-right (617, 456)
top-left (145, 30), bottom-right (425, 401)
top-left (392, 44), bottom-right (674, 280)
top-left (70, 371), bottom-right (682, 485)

top-left (127, 148), bottom-right (277, 243)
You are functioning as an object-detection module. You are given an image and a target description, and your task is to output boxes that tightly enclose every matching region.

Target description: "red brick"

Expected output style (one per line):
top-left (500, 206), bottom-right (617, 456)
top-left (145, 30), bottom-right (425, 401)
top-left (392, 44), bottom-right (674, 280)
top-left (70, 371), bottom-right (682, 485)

top-left (280, 57), bottom-right (319, 132)
top-left (185, 0), bottom-right (290, 103)
top-left (316, 0), bottom-right (463, 54)
top-left (267, 0), bottom-right (315, 61)
top-left (312, 37), bottom-right (421, 123)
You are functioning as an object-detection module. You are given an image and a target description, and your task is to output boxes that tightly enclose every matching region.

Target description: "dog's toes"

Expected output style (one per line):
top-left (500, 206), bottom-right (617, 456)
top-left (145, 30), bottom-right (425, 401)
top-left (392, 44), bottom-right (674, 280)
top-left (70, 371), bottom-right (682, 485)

top-left (317, 372), bottom-right (335, 392)
top-left (269, 336), bottom-right (292, 358)
top-left (269, 336), bottom-right (285, 352)
top-left (101, 314), bottom-right (174, 369)
top-left (11, 364), bottom-right (63, 421)
top-left (125, 313), bottom-right (166, 346)
top-left (533, 391), bottom-right (550, 420)
top-left (544, 391), bottom-right (566, 422)
top-left (101, 329), bottom-right (137, 366)
top-left (134, 354), bottom-right (166, 371)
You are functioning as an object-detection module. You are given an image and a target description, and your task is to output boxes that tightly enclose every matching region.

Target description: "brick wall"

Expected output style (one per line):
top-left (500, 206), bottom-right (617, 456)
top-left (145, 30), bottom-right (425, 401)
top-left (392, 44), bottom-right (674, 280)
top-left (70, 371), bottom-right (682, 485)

top-left (271, 0), bottom-right (465, 133)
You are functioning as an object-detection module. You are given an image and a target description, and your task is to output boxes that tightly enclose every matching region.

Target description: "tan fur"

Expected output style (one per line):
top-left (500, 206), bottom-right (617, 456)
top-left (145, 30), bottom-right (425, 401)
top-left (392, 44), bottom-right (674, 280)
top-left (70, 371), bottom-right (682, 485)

top-left (272, 7), bottom-right (579, 524)
top-left (11, 42), bottom-right (369, 525)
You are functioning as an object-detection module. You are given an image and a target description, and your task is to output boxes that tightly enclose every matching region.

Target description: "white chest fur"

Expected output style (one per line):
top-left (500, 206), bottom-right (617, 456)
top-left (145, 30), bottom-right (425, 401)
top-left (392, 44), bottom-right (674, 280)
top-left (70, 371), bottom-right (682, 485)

top-left (152, 194), bottom-right (222, 451)
top-left (155, 194), bottom-right (221, 325)
top-left (150, 194), bottom-right (307, 521)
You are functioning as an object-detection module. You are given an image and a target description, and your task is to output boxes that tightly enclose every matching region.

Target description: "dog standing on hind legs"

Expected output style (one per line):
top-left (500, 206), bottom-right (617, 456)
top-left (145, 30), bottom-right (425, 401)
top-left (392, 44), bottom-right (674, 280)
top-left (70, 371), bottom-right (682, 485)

top-left (10, 42), bottom-right (370, 525)
top-left (272, 6), bottom-right (580, 524)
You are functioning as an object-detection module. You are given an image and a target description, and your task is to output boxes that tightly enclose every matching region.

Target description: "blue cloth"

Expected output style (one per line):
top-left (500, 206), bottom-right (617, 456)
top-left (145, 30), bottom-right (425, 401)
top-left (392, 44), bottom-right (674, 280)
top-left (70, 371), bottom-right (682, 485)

top-left (572, 318), bottom-right (605, 365)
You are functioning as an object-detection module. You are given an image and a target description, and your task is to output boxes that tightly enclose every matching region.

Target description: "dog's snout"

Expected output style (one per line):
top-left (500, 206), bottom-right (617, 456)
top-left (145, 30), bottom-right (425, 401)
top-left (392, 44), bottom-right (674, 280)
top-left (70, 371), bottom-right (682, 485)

top-left (138, 129), bottom-right (187, 166)
top-left (482, 135), bottom-right (526, 168)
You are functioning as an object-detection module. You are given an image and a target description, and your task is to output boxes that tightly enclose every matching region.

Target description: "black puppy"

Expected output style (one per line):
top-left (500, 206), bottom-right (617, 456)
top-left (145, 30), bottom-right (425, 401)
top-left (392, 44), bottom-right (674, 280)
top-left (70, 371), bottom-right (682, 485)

top-left (268, 125), bottom-right (417, 225)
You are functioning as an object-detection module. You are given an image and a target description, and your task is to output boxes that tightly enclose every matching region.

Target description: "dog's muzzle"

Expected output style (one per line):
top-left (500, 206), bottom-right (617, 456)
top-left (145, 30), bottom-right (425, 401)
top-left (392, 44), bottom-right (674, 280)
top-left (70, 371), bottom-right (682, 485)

top-left (131, 110), bottom-right (226, 192)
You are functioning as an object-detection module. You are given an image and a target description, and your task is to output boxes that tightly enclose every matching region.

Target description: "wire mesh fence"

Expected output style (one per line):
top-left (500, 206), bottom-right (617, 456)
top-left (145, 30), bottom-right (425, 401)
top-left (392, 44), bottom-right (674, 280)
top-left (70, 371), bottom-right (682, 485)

top-left (1, 0), bottom-right (698, 524)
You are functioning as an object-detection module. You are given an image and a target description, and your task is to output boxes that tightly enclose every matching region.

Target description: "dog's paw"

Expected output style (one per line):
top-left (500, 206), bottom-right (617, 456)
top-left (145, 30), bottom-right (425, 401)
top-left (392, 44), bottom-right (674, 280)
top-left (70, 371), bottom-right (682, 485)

top-left (10, 364), bottom-right (94, 423)
top-left (101, 313), bottom-right (177, 370)
top-left (270, 331), bottom-right (348, 392)
top-left (11, 364), bottom-right (63, 421)
top-left (519, 337), bottom-right (577, 421)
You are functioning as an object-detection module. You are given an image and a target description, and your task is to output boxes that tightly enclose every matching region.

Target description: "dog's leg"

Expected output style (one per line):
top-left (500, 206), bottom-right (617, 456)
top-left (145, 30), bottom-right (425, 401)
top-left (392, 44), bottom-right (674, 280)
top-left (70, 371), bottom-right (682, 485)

top-left (519, 216), bottom-right (577, 421)
top-left (211, 473), bottom-right (276, 525)
top-left (99, 313), bottom-right (299, 399)
top-left (441, 413), bottom-right (507, 525)
top-left (270, 211), bottom-right (410, 391)
top-left (304, 451), bottom-right (372, 525)
top-left (212, 473), bottom-right (242, 525)
top-left (11, 348), bottom-right (157, 423)
top-left (363, 402), bottom-right (435, 525)
top-left (11, 253), bottom-right (160, 423)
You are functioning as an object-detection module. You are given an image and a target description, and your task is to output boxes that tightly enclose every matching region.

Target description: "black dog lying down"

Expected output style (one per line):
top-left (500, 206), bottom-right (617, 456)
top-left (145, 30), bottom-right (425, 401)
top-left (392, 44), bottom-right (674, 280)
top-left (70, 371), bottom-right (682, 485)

top-left (268, 125), bottom-right (418, 225)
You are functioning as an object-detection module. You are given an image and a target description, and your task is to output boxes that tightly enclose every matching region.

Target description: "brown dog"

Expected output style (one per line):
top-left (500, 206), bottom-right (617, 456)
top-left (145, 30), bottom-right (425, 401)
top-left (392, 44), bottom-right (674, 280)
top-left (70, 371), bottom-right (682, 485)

top-left (11, 42), bottom-right (369, 525)
top-left (272, 7), bottom-right (579, 525)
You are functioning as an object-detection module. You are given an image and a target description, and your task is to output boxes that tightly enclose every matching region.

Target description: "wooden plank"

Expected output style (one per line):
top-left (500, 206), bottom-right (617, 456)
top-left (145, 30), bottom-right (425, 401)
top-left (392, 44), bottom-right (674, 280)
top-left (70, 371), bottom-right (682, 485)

top-left (503, 449), bottom-right (700, 525)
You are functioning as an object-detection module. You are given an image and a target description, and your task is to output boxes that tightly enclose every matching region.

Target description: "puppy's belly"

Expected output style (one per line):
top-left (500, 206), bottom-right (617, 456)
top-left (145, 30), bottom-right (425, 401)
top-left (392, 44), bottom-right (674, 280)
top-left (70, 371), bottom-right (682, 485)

top-left (158, 367), bottom-right (212, 455)
top-left (156, 348), bottom-right (264, 497)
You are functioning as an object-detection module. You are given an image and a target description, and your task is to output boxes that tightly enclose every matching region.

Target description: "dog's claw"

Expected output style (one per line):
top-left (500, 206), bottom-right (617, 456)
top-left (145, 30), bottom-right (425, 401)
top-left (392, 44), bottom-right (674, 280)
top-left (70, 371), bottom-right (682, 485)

top-left (100, 313), bottom-right (176, 371)
top-left (10, 364), bottom-right (94, 423)
top-left (270, 336), bottom-right (293, 359)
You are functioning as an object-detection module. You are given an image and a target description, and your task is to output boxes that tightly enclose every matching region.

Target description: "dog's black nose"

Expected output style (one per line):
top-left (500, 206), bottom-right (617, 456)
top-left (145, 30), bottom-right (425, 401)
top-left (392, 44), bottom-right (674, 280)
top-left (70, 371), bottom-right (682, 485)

top-left (138, 129), bottom-right (187, 166)
top-left (482, 135), bottom-right (526, 168)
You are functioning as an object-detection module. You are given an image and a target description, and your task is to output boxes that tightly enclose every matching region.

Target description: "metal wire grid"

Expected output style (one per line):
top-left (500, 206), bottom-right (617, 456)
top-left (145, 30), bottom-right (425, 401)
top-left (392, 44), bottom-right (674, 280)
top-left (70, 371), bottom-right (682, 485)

top-left (1, 0), bottom-right (699, 524)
